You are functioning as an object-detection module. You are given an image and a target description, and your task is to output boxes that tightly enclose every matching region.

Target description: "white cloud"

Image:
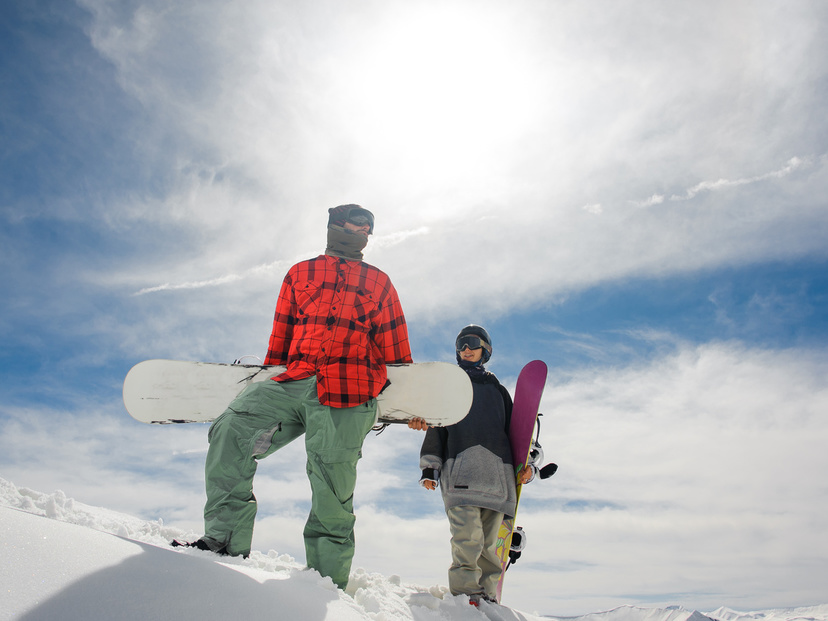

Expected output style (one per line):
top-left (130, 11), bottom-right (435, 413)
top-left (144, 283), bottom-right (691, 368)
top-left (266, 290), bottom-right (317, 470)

top-left (4, 339), bottom-right (825, 614)
top-left (52, 1), bottom-right (825, 337)
top-left (507, 341), bottom-right (828, 612)
top-left (0, 342), bottom-right (828, 612)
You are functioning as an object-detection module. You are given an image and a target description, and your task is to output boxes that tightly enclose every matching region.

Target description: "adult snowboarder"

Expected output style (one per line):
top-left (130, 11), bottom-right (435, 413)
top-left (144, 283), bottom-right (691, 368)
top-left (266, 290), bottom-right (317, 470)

top-left (418, 325), bottom-right (533, 605)
top-left (179, 204), bottom-right (414, 590)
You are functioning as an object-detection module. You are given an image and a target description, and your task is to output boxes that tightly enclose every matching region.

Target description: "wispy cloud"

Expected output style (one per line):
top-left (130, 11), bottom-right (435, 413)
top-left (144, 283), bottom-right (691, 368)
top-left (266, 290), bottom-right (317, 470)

top-left (131, 229), bottom-right (429, 296)
top-left (669, 157), bottom-right (808, 201)
top-left (631, 194), bottom-right (665, 208)
top-left (135, 274), bottom-right (245, 295)
top-left (133, 259), bottom-right (293, 295)
top-left (370, 227), bottom-right (430, 249)
top-left (626, 157), bottom-right (810, 208)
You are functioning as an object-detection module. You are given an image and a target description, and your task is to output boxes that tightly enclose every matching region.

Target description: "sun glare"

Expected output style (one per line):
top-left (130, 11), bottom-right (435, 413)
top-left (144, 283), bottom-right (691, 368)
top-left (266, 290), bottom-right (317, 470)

top-left (333, 5), bottom-right (546, 181)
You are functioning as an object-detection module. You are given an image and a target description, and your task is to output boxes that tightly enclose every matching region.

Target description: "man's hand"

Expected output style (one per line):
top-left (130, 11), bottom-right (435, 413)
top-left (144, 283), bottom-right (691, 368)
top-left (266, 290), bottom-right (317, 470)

top-left (408, 417), bottom-right (429, 431)
top-left (422, 479), bottom-right (437, 491)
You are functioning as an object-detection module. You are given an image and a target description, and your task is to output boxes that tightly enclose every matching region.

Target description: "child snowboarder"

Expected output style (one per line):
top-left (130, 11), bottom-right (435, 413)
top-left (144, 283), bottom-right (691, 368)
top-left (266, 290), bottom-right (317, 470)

top-left (418, 325), bottom-right (533, 605)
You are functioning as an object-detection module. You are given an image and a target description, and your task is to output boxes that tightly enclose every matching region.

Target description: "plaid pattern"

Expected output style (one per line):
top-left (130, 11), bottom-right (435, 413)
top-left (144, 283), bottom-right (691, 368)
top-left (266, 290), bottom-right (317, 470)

top-left (264, 254), bottom-right (413, 407)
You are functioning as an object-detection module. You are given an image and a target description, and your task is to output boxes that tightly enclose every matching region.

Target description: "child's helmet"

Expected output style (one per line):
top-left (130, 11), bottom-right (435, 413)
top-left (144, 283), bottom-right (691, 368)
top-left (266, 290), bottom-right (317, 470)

top-left (455, 324), bottom-right (492, 364)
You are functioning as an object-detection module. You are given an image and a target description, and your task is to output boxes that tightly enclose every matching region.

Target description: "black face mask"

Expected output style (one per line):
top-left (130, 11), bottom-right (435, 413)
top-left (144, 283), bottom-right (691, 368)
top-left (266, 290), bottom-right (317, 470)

top-left (325, 225), bottom-right (369, 260)
top-left (458, 358), bottom-right (487, 376)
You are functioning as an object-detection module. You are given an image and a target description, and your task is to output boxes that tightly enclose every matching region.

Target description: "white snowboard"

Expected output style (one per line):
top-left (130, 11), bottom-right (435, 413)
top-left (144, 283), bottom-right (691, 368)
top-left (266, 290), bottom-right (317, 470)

top-left (123, 360), bottom-right (472, 427)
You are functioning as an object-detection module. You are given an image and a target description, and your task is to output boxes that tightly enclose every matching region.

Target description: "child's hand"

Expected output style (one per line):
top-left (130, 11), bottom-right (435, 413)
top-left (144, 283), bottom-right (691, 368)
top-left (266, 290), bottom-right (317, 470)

top-left (517, 465), bottom-right (534, 485)
top-left (408, 417), bottom-right (429, 431)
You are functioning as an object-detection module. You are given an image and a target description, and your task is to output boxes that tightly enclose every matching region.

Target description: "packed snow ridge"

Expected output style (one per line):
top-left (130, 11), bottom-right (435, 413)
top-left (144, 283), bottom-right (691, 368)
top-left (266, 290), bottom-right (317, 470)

top-left (1, 476), bottom-right (826, 621)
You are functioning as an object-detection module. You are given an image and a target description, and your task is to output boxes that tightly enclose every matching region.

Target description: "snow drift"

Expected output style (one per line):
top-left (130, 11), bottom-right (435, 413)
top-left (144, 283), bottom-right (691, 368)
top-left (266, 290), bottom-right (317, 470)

top-left (1, 476), bottom-right (826, 621)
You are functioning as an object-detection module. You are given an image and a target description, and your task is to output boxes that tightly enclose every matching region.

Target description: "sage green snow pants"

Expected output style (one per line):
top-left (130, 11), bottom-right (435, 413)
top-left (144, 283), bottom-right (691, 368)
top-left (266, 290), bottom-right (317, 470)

top-left (203, 376), bottom-right (377, 589)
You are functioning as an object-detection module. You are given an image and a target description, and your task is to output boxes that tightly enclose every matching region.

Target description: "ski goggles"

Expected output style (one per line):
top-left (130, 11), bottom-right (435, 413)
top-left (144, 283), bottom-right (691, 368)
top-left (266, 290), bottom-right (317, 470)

top-left (456, 335), bottom-right (490, 353)
top-left (342, 206), bottom-right (375, 234)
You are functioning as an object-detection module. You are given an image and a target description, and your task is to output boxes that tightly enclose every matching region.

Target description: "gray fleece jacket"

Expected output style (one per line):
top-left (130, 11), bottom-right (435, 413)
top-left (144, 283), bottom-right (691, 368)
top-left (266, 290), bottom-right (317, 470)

top-left (419, 367), bottom-right (517, 517)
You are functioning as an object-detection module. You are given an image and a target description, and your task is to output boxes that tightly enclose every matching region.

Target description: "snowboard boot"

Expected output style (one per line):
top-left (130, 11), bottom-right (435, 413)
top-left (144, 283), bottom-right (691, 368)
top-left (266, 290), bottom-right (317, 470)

top-left (171, 537), bottom-right (233, 556)
top-left (469, 593), bottom-right (498, 607)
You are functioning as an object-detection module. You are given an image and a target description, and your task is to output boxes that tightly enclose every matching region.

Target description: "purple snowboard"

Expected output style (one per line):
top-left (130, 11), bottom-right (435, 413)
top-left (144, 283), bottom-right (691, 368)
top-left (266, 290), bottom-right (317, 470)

top-left (508, 360), bottom-right (548, 472)
top-left (495, 359), bottom-right (548, 601)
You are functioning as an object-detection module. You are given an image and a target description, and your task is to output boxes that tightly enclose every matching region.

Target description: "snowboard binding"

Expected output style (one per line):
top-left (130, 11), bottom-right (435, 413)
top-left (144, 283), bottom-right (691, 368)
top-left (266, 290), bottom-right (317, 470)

top-left (528, 414), bottom-right (558, 480)
top-left (506, 413), bottom-right (558, 573)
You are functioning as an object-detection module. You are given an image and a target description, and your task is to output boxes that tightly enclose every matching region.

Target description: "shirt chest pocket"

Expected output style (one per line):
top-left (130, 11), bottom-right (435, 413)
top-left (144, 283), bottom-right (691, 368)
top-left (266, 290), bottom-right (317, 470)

top-left (294, 281), bottom-right (324, 319)
top-left (348, 288), bottom-right (379, 331)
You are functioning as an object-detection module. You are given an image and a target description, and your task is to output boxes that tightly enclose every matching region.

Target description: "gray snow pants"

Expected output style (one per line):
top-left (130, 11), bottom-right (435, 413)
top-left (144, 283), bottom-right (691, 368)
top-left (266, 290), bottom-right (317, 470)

top-left (446, 505), bottom-right (505, 600)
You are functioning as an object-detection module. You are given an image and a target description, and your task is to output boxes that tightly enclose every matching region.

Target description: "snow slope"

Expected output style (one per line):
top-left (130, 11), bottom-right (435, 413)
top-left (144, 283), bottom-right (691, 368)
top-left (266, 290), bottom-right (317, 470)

top-left (2, 477), bottom-right (826, 621)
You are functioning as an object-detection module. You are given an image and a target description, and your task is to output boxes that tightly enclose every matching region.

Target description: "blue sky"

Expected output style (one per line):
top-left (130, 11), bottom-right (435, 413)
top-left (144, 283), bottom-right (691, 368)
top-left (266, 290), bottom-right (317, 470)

top-left (2, 0), bottom-right (828, 615)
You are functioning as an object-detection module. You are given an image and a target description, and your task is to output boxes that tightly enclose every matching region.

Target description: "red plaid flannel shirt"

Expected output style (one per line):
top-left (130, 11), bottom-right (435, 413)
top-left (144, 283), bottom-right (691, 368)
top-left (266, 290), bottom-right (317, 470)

top-left (264, 254), bottom-right (413, 408)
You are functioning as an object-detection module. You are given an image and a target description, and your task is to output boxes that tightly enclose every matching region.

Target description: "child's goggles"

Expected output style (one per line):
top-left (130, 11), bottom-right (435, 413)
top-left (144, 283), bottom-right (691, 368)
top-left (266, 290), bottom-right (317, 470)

top-left (456, 335), bottom-right (486, 352)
